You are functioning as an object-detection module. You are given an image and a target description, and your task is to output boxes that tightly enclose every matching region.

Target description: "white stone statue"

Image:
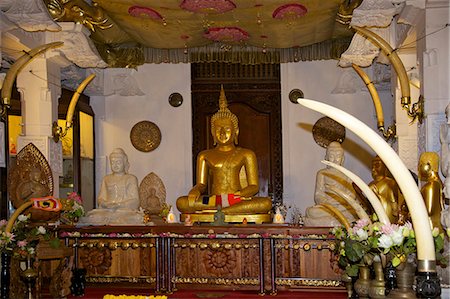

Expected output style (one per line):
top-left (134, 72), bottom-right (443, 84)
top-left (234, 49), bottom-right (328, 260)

top-left (78, 148), bottom-right (144, 225)
top-left (440, 104), bottom-right (450, 200)
top-left (440, 104), bottom-right (450, 233)
top-left (304, 142), bottom-right (358, 227)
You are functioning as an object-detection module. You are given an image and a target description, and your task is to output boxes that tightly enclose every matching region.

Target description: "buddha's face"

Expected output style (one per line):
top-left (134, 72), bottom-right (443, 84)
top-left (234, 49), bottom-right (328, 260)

top-left (371, 158), bottom-right (385, 178)
top-left (326, 148), bottom-right (344, 166)
top-left (213, 118), bottom-right (236, 145)
top-left (110, 156), bottom-right (125, 173)
top-left (418, 160), bottom-right (431, 180)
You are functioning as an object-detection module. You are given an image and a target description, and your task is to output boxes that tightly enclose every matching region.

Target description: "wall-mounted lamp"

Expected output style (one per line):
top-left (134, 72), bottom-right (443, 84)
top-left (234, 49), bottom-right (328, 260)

top-left (352, 64), bottom-right (396, 142)
top-left (289, 89), bottom-right (304, 104)
top-left (353, 26), bottom-right (424, 124)
top-left (52, 74), bottom-right (96, 143)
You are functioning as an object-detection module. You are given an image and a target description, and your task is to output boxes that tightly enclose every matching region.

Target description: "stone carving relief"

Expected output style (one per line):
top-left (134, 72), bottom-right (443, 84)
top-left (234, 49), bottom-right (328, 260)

top-left (52, 22), bottom-right (108, 68)
top-left (2, 0), bottom-right (61, 32)
top-left (104, 69), bottom-right (144, 97)
top-left (61, 66), bottom-right (105, 96)
top-left (351, 0), bottom-right (400, 28)
top-left (139, 172), bottom-right (166, 215)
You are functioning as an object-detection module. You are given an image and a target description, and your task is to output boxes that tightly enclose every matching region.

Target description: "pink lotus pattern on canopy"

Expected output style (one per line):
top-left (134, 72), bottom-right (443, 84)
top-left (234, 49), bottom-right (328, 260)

top-left (272, 3), bottom-right (307, 20)
top-left (180, 0), bottom-right (236, 14)
top-left (128, 6), bottom-right (163, 20)
top-left (204, 27), bottom-right (249, 43)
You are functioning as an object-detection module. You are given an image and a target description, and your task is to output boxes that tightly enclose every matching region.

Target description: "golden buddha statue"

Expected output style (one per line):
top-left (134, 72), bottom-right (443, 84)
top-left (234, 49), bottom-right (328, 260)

top-left (369, 156), bottom-right (402, 224)
top-left (418, 152), bottom-right (445, 232)
top-left (176, 87), bottom-right (272, 223)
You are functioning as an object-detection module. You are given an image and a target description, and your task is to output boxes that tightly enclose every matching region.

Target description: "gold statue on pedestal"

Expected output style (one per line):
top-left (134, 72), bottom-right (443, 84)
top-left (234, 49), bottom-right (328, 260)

top-left (176, 87), bottom-right (272, 223)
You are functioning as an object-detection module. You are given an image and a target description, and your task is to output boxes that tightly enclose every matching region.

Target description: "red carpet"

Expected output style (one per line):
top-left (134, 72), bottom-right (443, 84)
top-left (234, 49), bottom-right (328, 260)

top-left (51, 288), bottom-right (347, 299)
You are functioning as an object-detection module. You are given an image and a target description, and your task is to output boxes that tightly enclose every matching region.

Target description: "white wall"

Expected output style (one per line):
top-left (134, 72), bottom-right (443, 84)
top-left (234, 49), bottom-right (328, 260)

top-left (281, 60), bottom-right (394, 218)
top-left (92, 61), bottom-right (394, 220)
top-left (92, 64), bottom-right (192, 215)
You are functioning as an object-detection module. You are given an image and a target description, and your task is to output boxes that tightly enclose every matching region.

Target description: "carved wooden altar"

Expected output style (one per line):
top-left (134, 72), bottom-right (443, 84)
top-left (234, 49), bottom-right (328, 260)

top-left (59, 225), bottom-right (344, 295)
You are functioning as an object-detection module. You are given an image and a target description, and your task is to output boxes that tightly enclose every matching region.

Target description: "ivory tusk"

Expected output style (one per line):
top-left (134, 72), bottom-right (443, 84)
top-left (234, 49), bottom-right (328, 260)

top-left (352, 27), bottom-right (411, 108)
top-left (326, 184), bottom-right (371, 222)
top-left (316, 203), bottom-right (351, 230)
top-left (5, 201), bottom-right (33, 233)
top-left (322, 160), bottom-right (390, 225)
top-left (298, 98), bottom-right (435, 269)
top-left (1, 42), bottom-right (64, 109)
top-left (351, 64), bottom-right (384, 129)
top-left (65, 73), bottom-right (96, 128)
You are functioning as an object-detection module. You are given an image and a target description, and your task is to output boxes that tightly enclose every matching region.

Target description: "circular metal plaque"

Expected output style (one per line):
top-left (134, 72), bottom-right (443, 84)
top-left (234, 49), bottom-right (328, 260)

top-left (130, 121), bottom-right (161, 152)
top-left (312, 116), bottom-right (345, 148)
top-left (169, 92), bottom-right (183, 107)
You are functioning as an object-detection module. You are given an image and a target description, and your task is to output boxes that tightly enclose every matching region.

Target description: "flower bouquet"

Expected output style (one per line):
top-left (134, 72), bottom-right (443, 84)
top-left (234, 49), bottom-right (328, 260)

top-left (60, 192), bottom-right (85, 224)
top-left (0, 214), bottom-right (59, 258)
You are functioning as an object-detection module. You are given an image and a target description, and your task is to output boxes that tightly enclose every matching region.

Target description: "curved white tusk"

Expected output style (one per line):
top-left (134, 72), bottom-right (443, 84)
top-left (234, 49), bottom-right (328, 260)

top-left (322, 160), bottom-right (389, 225)
top-left (325, 183), bottom-right (371, 222)
top-left (298, 98), bottom-right (435, 268)
top-left (65, 74), bottom-right (96, 128)
top-left (1, 42), bottom-right (64, 108)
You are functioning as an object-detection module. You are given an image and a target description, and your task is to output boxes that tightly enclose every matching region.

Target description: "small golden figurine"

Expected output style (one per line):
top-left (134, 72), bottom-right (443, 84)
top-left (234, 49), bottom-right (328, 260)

top-left (369, 156), bottom-right (404, 224)
top-left (418, 152), bottom-right (445, 232)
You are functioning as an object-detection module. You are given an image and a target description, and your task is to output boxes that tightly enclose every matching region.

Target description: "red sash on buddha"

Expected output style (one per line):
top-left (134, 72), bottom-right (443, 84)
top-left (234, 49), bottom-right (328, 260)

top-left (201, 194), bottom-right (242, 207)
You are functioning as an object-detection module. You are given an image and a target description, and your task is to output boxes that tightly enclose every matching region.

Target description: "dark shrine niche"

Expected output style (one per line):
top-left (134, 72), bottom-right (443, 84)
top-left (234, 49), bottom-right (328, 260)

top-left (191, 62), bottom-right (283, 206)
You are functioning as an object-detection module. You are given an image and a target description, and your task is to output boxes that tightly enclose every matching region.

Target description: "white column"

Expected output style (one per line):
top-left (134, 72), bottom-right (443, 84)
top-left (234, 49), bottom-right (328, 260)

top-left (16, 52), bottom-right (65, 197)
top-left (420, 2), bottom-right (450, 153)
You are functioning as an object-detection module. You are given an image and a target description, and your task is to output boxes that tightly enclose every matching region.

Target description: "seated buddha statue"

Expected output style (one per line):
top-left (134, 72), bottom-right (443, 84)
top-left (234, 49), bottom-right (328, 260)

top-left (176, 87), bottom-right (272, 223)
top-left (304, 141), bottom-right (358, 227)
top-left (78, 148), bottom-right (144, 225)
top-left (369, 155), bottom-right (403, 224)
top-left (418, 152), bottom-right (445, 232)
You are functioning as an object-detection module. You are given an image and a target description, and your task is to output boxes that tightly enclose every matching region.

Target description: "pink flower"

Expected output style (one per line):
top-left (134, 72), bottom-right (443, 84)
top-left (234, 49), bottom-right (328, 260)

top-left (59, 232), bottom-right (69, 237)
top-left (380, 223), bottom-right (399, 235)
top-left (108, 233), bottom-right (118, 237)
top-left (17, 240), bottom-right (28, 248)
top-left (0, 219), bottom-right (7, 227)
top-left (353, 218), bottom-right (370, 230)
top-left (208, 234), bottom-right (216, 239)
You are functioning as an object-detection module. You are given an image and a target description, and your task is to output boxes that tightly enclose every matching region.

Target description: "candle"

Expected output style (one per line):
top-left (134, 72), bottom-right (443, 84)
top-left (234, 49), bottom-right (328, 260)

top-left (322, 160), bottom-right (389, 225)
top-left (298, 98), bottom-right (435, 263)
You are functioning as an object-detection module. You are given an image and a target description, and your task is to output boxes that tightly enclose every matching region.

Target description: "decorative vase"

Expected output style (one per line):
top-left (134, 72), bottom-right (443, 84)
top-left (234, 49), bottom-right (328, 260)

top-left (384, 262), bottom-right (397, 295)
top-left (388, 261), bottom-right (416, 299)
top-left (343, 274), bottom-right (359, 299)
top-left (354, 265), bottom-right (371, 299)
top-left (369, 261), bottom-right (386, 298)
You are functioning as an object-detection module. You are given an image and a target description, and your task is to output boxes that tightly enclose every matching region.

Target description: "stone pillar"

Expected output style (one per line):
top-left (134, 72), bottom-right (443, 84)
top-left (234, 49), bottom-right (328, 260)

top-left (16, 49), bottom-right (65, 197)
top-left (420, 2), bottom-right (450, 154)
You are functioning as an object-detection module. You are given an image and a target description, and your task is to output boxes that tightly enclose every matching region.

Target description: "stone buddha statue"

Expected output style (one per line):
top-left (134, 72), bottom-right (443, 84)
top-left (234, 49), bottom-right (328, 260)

top-left (304, 141), bottom-right (358, 227)
top-left (369, 155), bottom-right (403, 224)
top-left (176, 87), bottom-right (272, 223)
top-left (78, 148), bottom-right (144, 225)
top-left (418, 152), bottom-right (445, 232)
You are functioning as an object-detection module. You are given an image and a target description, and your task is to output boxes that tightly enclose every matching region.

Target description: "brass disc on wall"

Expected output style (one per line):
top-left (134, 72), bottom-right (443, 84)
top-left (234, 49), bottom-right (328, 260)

top-left (130, 121), bottom-right (162, 152)
top-left (312, 116), bottom-right (345, 148)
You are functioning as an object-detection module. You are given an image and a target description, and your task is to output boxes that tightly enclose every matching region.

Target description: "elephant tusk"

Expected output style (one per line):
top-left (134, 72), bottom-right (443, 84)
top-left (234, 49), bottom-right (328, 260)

top-left (322, 160), bottom-right (390, 225)
top-left (65, 73), bottom-right (96, 128)
top-left (1, 42), bottom-right (64, 112)
top-left (316, 203), bottom-right (351, 230)
top-left (298, 98), bottom-right (435, 271)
